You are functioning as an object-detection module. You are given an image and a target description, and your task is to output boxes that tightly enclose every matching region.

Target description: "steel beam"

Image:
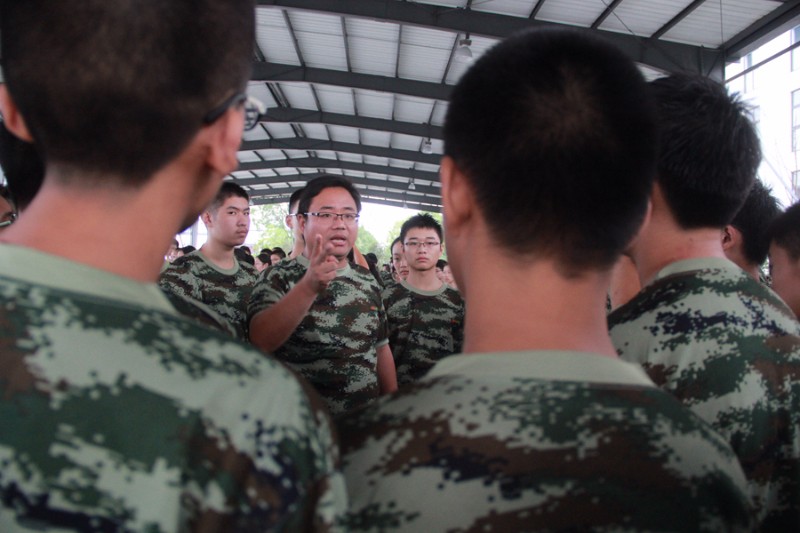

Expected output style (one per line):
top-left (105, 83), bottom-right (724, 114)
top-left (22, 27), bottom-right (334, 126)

top-left (241, 137), bottom-right (441, 165)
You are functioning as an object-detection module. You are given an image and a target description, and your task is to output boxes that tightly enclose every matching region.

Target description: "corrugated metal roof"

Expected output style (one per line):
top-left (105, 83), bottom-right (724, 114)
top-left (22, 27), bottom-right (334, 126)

top-left (235, 0), bottom-right (800, 212)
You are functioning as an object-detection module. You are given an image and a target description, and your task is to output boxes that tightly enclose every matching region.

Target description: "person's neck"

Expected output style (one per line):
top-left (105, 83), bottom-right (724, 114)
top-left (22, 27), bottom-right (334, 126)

top-left (460, 250), bottom-right (617, 358)
top-left (406, 267), bottom-right (443, 291)
top-left (631, 217), bottom-right (727, 286)
top-left (1, 180), bottom-right (187, 283)
top-left (199, 239), bottom-right (236, 269)
top-left (289, 239), bottom-right (304, 259)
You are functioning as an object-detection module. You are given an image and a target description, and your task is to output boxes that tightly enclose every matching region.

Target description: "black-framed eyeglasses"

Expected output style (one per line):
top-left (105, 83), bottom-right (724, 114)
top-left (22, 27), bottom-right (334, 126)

top-left (0, 211), bottom-right (17, 228)
top-left (304, 211), bottom-right (360, 224)
top-left (404, 241), bottom-right (440, 249)
top-left (203, 93), bottom-right (266, 131)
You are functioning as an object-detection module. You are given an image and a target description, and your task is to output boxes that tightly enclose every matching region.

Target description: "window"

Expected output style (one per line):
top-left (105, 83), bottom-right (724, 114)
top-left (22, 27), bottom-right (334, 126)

top-left (793, 171), bottom-right (800, 201)
top-left (743, 54), bottom-right (755, 93)
top-left (793, 90), bottom-right (800, 151)
top-left (792, 26), bottom-right (800, 71)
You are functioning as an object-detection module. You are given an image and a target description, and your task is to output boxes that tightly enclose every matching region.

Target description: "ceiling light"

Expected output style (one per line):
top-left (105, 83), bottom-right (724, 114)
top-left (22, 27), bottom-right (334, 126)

top-left (421, 138), bottom-right (433, 154)
top-left (409, 180), bottom-right (416, 190)
top-left (455, 38), bottom-right (473, 62)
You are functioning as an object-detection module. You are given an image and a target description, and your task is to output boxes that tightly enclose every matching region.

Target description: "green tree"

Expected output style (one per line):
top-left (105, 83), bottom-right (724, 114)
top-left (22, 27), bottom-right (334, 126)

top-left (356, 227), bottom-right (386, 263)
top-left (251, 204), bottom-right (292, 253)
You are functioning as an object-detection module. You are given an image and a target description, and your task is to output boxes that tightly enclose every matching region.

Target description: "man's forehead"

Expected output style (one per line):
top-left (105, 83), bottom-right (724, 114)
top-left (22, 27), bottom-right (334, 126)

top-left (310, 187), bottom-right (357, 210)
top-left (405, 228), bottom-right (439, 240)
top-left (220, 196), bottom-right (250, 209)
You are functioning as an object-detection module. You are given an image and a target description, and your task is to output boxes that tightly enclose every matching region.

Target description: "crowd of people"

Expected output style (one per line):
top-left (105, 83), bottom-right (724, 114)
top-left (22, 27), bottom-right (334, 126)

top-left (1, 0), bottom-right (800, 531)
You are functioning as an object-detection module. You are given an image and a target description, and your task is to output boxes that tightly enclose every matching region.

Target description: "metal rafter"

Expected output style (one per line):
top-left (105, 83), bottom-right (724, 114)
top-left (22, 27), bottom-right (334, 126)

top-left (241, 137), bottom-right (441, 164)
top-left (258, 106), bottom-right (443, 138)
top-left (651, 0), bottom-right (706, 40)
top-left (252, 61), bottom-right (452, 101)
top-left (237, 173), bottom-right (441, 198)
top-left (238, 157), bottom-right (440, 182)
top-left (592, 0), bottom-right (626, 30)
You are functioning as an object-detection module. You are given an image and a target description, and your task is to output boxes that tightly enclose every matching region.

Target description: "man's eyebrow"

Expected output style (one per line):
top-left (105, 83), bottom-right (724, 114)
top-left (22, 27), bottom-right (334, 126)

top-left (315, 205), bottom-right (356, 211)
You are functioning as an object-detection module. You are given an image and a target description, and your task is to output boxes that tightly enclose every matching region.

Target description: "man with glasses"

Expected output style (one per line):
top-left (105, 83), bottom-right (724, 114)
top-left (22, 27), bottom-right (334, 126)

top-left (249, 175), bottom-right (397, 415)
top-left (382, 213), bottom-right (464, 385)
top-left (0, 1), bottom-right (345, 529)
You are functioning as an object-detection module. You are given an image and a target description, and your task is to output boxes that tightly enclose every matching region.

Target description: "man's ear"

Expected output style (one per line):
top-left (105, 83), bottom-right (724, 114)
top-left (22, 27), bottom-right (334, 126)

top-left (722, 225), bottom-right (738, 251)
top-left (201, 210), bottom-right (213, 227)
top-left (440, 156), bottom-right (474, 238)
top-left (0, 85), bottom-right (34, 142)
top-left (623, 197), bottom-right (653, 257)
top-left (204, 105), bottom-right (243, 176)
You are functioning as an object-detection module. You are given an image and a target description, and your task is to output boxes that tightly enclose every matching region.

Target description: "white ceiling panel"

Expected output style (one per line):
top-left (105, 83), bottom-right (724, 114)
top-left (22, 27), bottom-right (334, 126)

top-left (255, 9), bottom-right (300, 65)
top-left (362, 130), bottom-right (392, 148)
top-left (398, 43), bottom-right (452, 82)
top-left (264, 123), bottom-right (296, 138)
top-left (247, 81), bottom-right (280, 108)
top-left (349, 36), bottom-right (398, 77)
top-left (316, 85), bottom-right (355, 114)
top-left (354, 89), bottom-right (395, 119)
top-left (392, 133), bottom-right (425, 151)
top-left (252, 169), bottom-right (278, 178)
top-left (415, 162), bottom-right (441, 172)
top-left (473, 0), bottom-right (536, 18)
top-left (238, 151), bottom-right (262, 163)
top-left (538, 0), bottom-right (607, 28)
top-left (255, 150), bottom-right (290, 161)
top-left (364, 156), bottom-right (391, 167)
top-left (327, 125), bottom-right (361, 144)
top-left (300, 123), bottom-right (330, 139)
top-left (663, 0), bottom-right (779, 48)
top-left (284, 150), bottom-right (311, 159)
top-left (339, 153), bottom-right (364, 163)
top-left (394, 95), bottom-right (436, 124)
top-left (242, 125), bottom-right (270, 142)
top-left (279, 83), bottom-right (319, 109)
top-left (315, 151), bottom-right (338, 160)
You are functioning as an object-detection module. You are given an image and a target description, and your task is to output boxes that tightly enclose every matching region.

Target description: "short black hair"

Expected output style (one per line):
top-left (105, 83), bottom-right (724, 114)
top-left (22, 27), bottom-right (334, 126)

top-left (770, 202), bottom-right (800, 261)
top-left (289, 187), bottom-right (306, 214)
top-left (271, 247), bottom-right (287, 259)
top-left (436, 259), bottom-right (448, 269)
top-left (297, 175), bottom-right (361, 216)
top-left (399, 213), bottom-right (443, 244)
top-left (0, 122), bottom-right (44, 211)
top-left (1, 0), bottom-right (255, 186)
top-left (209, 181), bottom-right (249, 213)
top-left (444, 28), bottom-right (657, 274)
top-left (649, 74), bottom-right (761, 229)
top-left (730, 180), bottom-right (781, 266)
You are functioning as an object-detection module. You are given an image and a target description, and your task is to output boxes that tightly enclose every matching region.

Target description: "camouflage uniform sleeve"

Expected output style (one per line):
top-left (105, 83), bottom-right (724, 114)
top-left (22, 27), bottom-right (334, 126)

top-left (381, 284), bottom-right (408, 361)
top-left (158, 257), bottom-right (201, 302)
top-left (247, 263), bottom-right (300, 322)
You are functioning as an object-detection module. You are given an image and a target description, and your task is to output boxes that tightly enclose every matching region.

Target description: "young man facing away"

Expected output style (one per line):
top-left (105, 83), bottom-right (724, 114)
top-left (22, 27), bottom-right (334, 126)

top-left (382, 214), bottom-right (465, 385)
top-left (159, 181), bottom-right (257, 341)
top-left (337, 28), bottom-right (752, 531)
top-left (249, 176), bottom-right (397, 415)
top-left (722, 179), bottom-right (782, 282)
top-left (0, 1), bottom-right (345, 530)
top-left (769, 202), bottom-right (800, 318)
top-left (608, 74), bottom-right (800, 530)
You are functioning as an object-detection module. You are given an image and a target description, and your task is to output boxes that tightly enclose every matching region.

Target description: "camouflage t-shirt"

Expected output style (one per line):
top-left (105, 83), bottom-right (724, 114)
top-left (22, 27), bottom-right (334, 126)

top-left (0, 244), bottom-right (347, 532)
top-left (608, 257), bottom-right (800, 530)
top-left (248, 255), bottom-right (388, 416)
top-left (338, 351), bottom-right (754, 531)
top-left (159, 250), bottom-right (257, 341)
top-left (382, 281), bottom-right (464, 385)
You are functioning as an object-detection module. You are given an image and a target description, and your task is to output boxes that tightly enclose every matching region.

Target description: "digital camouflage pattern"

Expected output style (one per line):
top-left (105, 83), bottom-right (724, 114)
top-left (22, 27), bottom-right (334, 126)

top-left (0, 248), bottom-right (347, 532)
top-left (248, 255), bottom-right (388, 416)
top-left (382, 281), bottom-right (464, 385)
top-left (338, 352), bottom-right (754, 532)
top-left (159, 250), bottom-right (257, 341)
top-left (608, 257), bottom-right (800, 530)
top-left (160, 290), bottom-right (238, 337)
